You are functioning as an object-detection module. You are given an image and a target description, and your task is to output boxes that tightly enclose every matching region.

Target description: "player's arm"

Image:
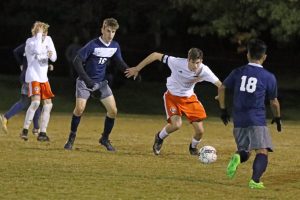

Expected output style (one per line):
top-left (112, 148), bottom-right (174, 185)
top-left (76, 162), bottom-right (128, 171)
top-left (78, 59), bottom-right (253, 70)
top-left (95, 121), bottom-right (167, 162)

top-left (270, 98), bottom-right (281, 132)
top-left (73, 55), bottom-right (94, 88)
top-left (47, 36), bottom-right (57, 62)
top-left (218, 84), bottom-right (230, 125)
top-left (125, 52), bottom-right (163, 79)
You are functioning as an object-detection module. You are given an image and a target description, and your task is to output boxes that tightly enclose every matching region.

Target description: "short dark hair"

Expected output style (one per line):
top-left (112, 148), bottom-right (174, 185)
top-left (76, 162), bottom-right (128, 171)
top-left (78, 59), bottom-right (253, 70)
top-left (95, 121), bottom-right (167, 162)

top-left (247, 39), bottom-right (267, 60)
top-left (188, 48), bottom-right (203, 60)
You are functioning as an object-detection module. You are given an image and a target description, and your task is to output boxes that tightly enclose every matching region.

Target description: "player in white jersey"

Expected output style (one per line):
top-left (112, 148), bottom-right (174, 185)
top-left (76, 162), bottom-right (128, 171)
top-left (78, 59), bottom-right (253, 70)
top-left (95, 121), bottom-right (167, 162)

top-left (125, 48), bottom-right (222, 155)
top-left (20, 21), bottom-right (57, 142)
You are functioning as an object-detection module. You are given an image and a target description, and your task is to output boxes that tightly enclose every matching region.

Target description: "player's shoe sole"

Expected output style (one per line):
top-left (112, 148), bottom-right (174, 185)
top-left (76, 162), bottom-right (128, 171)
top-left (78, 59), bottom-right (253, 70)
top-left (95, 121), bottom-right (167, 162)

top-left (0, 114), bottom-right (8, 134)
top-left (249, 179), bottom-right (265, 189)
top-left (227, 153), bottom-right (240, 178)
top-left (153, 132), bottom-right (163, 155)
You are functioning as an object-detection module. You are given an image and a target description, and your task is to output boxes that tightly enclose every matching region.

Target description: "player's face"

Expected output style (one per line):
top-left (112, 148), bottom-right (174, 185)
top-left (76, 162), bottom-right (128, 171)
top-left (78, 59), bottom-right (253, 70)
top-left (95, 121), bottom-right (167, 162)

top-left (101, 26), bottom-right (116, 43)
top-left (188, 58), bottom-right (202, 72)
top-left (42, 31), bottom-right (48, 42)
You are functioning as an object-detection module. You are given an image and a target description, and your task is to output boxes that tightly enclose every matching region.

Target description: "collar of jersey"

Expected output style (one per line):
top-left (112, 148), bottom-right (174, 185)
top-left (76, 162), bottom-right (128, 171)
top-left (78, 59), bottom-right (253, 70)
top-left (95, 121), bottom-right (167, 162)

top-left (99, 36), bottom-right (111, 47)
top-left (248, 62), bottom-right (263, 68)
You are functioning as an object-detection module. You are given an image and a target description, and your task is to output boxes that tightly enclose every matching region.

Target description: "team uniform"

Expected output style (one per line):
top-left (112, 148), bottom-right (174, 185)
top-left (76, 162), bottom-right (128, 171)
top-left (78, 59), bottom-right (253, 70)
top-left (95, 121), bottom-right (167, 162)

top-left (25, 32), bottom-right (57, 98)
top-left (161, 55), bottom-right (219, 122)
top-left (76, 36), bottom-right (127, 99)
top-left (222, 63), bottom-right (277, 152)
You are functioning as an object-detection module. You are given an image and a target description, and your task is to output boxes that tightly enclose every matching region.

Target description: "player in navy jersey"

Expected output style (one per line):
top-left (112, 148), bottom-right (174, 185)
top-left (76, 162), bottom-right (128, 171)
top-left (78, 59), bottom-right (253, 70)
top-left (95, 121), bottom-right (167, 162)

top-left (64, 18), bottom-right (128, 151)
top-left (0, 43), bottom-right (44, 135)
top-left (218, 39), bottom-right (281, 189)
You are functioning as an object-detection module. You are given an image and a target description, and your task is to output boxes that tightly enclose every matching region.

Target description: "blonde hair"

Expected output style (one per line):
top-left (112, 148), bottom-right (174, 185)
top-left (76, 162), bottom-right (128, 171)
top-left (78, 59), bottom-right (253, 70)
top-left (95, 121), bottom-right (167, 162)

top-left (31, 21), bottom-right (50, 36)
top-left (102, 18), bottom-right (119, 30)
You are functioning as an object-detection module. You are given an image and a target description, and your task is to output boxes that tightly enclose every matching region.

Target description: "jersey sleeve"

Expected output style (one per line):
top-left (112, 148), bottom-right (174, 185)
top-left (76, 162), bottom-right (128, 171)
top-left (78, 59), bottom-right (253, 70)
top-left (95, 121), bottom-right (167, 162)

top-left (201, 65), bottom-right (219, 84)
top-left (78, 41), bottom-right (94, 62)
top-left (161, 55), bottom-right (177, 71)
top-left (223, 69), bottom-right (237, 89)
top-left (46, 36), bottom-right (57, 62)
top-left (112, 42), bottom-right (128, 71)
top-left (266, 73), bottom-right (278, 100)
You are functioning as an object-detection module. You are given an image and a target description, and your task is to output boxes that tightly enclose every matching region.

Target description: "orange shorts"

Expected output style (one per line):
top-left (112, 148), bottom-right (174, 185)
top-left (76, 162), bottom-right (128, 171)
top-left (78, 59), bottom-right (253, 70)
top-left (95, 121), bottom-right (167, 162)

top-left (163, 91), bottom-right (206, 123)
top-left (28, 81), bottom-right (55, 100)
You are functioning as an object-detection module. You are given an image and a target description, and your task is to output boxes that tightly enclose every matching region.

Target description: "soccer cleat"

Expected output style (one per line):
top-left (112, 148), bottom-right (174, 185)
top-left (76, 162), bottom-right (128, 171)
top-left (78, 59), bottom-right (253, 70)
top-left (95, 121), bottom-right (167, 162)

top-left (99, 137), bottom-right (116, 151)
top-left (249, 179), bottom-right (265, 189)
top-left (20, 129), bottom-right (29, 141)
top-left (227, 153), bottom-right (241, 178)
top-left (153, 132), bottom-right (164, 155)
top-left (189, 143), bottom-right (199, 155)
top-left (0, 114), bottom-right (8, 134)
top-left (32, 128), bottom-right (39, 136)
top-left (64, 133), bottom-right (76, 150)
top-left (37, 132), bottom-right (50, 142)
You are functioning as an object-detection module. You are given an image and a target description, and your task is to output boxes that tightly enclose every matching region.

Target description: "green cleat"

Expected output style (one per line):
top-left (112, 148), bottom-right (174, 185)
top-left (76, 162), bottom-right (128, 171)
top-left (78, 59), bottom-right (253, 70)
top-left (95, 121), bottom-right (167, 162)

top-left (249, 179), bottom-right (265, 189)
top-left (227, 153), bottom-right (240, 178)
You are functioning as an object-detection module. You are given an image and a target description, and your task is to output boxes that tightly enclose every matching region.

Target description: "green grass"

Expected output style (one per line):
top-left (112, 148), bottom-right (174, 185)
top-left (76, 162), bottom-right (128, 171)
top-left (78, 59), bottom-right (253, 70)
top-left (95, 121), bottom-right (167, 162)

top-left (0, 114), bottom-right (299, 200)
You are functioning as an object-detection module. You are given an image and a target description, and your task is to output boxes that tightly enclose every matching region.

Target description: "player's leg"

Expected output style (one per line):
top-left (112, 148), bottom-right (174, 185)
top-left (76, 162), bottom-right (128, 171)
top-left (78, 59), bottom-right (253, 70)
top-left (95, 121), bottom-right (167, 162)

top-left (64, 98), bottom-right (87, 150)
top-left (249, 149), bottom-right (268, 189)
top-left (21, 94), bottom-right (41, 140)
top-left (99, 95), bottom-right (117, 151)
top-left (182, 94), bottom-right (206, 155)
top-left (1, 94), bottom-right (30, 134)
top-left (189, 121), bottom-right (204, 155)
top-left (153, 115), bottom-right (182, 155)
top-left (248, 126), bottom-right (272, 189)
top-left (32, 106), bottom-right (42, 136)
top-left (37, 98), bottom-right (53, 141)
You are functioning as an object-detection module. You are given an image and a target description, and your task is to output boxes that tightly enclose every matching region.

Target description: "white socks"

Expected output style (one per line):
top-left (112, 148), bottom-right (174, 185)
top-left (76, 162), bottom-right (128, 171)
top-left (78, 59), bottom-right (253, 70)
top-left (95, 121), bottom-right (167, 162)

top-left (158, 127), bottom-right (169, 139)
top-left (40, 103), bottom-right (53, 133)
top-left (191, 138), bottom-right (201, 148)
top-left (23, 100), bottom-right (40, 129)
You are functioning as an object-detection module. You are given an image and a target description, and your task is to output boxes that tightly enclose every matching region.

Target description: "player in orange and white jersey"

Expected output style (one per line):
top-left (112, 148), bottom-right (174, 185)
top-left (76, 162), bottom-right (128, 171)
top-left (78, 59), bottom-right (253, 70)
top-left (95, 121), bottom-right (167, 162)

top-left (125, 48), bottom-right (222, 155)
top-left (20, 21), bottom-right (57, 142)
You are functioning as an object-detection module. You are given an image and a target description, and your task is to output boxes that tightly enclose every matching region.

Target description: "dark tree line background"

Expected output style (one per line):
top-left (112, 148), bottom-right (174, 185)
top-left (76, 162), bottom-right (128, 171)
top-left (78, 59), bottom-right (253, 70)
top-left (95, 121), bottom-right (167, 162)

top-left (0, 0), bottom-right (299, 82)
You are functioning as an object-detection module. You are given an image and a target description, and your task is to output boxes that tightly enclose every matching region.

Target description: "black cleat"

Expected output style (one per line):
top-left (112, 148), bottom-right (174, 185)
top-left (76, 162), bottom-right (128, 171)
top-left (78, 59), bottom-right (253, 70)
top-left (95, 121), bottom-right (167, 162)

top-left (99, 137), bottom-right (116, 152)
top-left (153, 132), bottom-right (164, 155)
top-left (189, 143), bottom-right (199, 155)
top-left (37, 132), bottom-right (50, 142)
top-left (64, 132), bottom-right (76, 150)
top-left (20, 129), bottom-right (29, 141)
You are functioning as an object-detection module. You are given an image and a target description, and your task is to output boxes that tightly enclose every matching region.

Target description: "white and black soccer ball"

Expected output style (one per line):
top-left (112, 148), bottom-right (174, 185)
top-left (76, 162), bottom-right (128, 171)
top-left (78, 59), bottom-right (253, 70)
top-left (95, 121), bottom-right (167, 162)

top-left (199, 145), bottom-right (217, 164)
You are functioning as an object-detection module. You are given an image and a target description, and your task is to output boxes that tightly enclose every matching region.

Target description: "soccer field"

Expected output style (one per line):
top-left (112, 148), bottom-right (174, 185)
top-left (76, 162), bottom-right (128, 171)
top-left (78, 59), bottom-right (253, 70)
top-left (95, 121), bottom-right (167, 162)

top-left (0, 113), bottom-right (299, 199)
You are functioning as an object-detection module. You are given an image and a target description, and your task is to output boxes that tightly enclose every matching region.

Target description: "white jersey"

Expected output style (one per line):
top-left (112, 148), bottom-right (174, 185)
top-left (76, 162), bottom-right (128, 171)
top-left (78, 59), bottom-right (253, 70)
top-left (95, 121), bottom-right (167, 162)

top-left (25, 33), bottom-right (57, 83)
top-left (162, 55), bottom-right (219, 97)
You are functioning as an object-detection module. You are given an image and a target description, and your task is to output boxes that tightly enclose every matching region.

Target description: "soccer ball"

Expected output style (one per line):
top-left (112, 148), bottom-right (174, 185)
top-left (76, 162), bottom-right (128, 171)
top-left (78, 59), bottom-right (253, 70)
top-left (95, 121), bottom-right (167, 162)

top-left (199, 145), bottom-right (217, 164)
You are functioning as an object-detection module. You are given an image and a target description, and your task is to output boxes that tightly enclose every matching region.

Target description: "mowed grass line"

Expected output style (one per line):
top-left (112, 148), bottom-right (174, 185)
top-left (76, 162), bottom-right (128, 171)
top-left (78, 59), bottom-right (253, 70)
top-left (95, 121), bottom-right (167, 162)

top-left (0, 113), bottom-right (299, 200)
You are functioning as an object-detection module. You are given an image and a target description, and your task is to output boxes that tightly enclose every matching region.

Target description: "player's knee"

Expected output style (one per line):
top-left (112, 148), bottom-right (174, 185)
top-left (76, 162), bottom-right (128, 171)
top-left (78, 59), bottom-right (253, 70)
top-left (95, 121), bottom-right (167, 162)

top-left (74, 106), bottom-right (85, 116)
top-left (172, 120), bottom-right (182, 130)
top-left (30, 100), bottom-right (40, 110)
top-left (108, 108), bottom-right (117, 118)
top-left (43, 103), bottom-right (53, 113)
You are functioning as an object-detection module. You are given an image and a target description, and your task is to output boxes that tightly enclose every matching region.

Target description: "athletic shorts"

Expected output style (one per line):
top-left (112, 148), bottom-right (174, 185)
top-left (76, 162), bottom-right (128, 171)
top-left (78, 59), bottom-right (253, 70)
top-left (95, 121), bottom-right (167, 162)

top-left (163, 90), bottom-right (206, 123)
top-left (28, 81), bottom-right (54, 100)
top-left (75, 79), bottom-right (112, 100)
top-left (233, 126), bottom-right (273, 152)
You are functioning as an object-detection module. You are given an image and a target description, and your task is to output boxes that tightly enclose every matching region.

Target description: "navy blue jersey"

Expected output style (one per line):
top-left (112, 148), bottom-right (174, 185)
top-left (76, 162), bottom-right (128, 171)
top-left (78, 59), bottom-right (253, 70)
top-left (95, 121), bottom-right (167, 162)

top-left (78, 37), bottom-right (127, 82)
top-left (13, 44), bottom-right (27, 83)
top-left (223, 63), bottom-right (277, 127)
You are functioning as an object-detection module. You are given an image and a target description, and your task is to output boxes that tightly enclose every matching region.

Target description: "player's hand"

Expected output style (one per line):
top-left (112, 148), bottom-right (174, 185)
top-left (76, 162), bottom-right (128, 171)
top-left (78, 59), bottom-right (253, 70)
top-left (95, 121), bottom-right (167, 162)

top-left (220, 108), bottom-right (230, 125)
top-left (271, 117), bottom-right (282, 132)
top-left (48, 64), bottom-right (54, 71)
top-left (125, 67), bottom-right (139, 80)
top-left (47, 51), bottom-right (53, 58)
top-left (20, 65), bottom-right (23, 71)
top-left (87, 83), bottom-right (100, 92)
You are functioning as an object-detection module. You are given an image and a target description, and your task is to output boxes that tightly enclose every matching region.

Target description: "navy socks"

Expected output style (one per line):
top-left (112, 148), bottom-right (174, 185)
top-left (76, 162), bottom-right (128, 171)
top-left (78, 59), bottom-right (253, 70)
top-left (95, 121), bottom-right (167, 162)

top-left (252, 153), bottom-right (268, 183)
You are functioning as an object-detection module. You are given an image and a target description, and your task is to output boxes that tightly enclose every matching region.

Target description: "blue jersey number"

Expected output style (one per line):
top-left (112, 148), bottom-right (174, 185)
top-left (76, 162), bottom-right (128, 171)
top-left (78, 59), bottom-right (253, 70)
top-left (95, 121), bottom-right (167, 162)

top-left (240, 76), bottom-right (257, 93)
